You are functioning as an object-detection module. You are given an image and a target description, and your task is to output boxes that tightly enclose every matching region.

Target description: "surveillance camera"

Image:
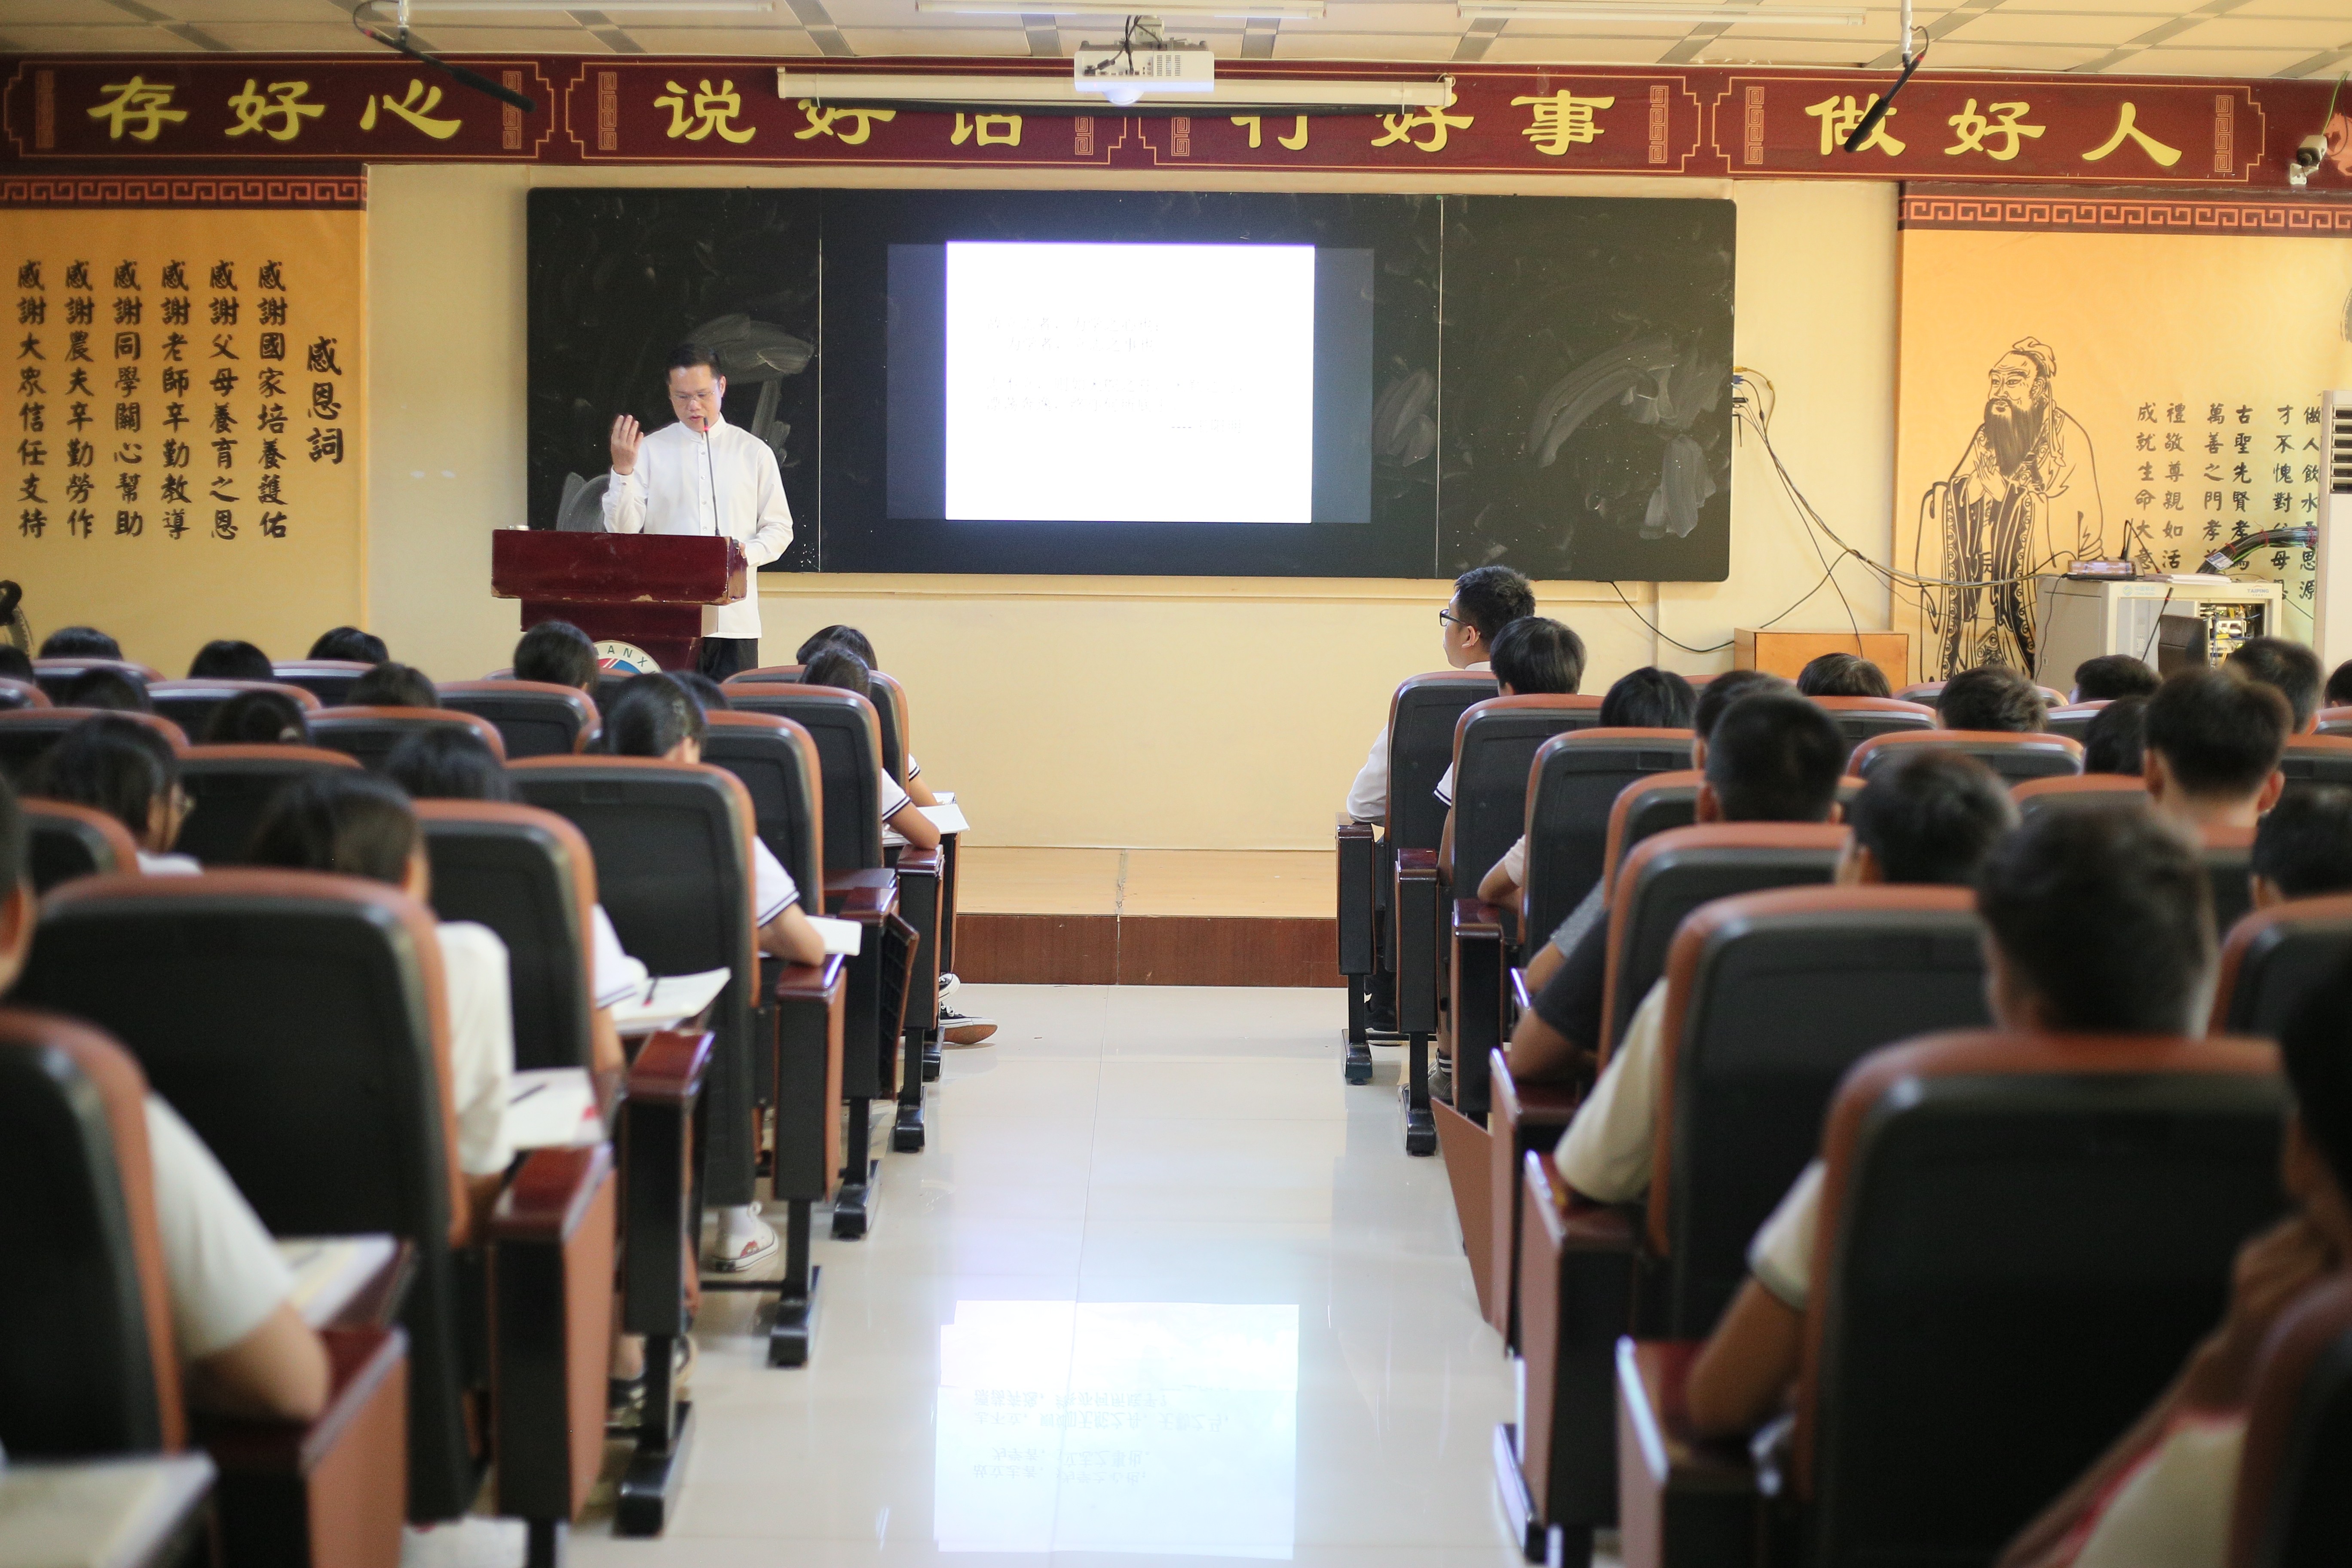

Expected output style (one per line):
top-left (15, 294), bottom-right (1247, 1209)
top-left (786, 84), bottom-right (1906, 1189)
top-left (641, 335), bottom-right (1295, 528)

top-left (2296, 134), bottom-right (2328, 170)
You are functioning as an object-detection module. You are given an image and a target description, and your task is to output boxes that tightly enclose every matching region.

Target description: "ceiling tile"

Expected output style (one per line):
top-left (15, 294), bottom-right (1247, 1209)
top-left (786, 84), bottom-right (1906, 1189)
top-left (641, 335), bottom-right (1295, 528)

top-left (1938, 9), bottom-right (2171, 44)
top-left (1269, 28), bottom-right (1456, 55)
top-left (1479, 32), bottom-right (1677, 58)
top-left (2155, 15), bottom-right (2346, 47)
top-left (836, 24), bottom-right (1034, 51)
top-left (602, 24), bottom-right (818, 50)
top-left (1687, 34), bottom-right (1889, 61)
top-left (0, 24), bottom-right (211, 50)
top-left (2122, 43), bottom-right (2324, 69)
top-left (1902, 37), bottom-right (2108, 64)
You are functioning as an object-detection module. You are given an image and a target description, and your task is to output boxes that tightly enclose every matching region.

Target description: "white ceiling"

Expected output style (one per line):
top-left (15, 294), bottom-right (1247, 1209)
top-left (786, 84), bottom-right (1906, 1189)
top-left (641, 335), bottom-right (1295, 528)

top-left (0, 0), bottom-right (2346, 77)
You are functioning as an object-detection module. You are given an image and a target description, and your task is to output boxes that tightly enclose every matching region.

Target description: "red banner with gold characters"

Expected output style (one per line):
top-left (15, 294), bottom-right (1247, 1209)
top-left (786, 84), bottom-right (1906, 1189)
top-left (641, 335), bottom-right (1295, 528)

top-left (2, 56), bottom-right (2346, 190)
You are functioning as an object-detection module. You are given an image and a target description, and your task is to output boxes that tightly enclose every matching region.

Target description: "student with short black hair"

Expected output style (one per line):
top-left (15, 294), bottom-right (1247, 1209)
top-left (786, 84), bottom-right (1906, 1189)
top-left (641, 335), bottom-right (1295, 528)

top-left (2328, 658), bottom-right (2352, 711)
top-left (671, 670), bottom-right (730, 714)
top-left (1434, 616), bottom-right (1583, 812)
top-left (512, 620), bottom-right (599, 693)
top-left (0, 770), bottom-right (330, 1423)
top-left (0, 644), bottom-right (31, 682)
top-left (1507, 689), bottom-right (1844, 1085)
top-left (796, 624), bottom-right (876, 668)
top-left (1686, 805), bottom-right (2218, 1439)
top-left (346, 662), bottom-right (438, 710)
top-left (63, 668), bottom-right (150, 712)
top-left (799, 647), bottom-right (943, 854)
top-left (1342, 566), bottom-right (1535, 825)
top-left (1796, 652), bottom-right (1891, 698)
top-left (2224, 634), bottom-right (2324, 733)
top-left (26, 715), bottom-right (196, 874)
top-left (205, 689), bottom-right (310, 746)
top-left (307, 626), bottom-right (388, 665)
top-left (187, 640), bottom-right (273, 683)
top-left (2249, 785), bottom-right (2352, 907)
top-left (2081, 695), bottom-right (2149, 777)
top-left (40, 625), bottom-right (122, 659)
top-left (2072, 653), bottom-right (2160, 703)
top-left (2142, 668), bottom-right (2289, 832)
top-left (1937, 664), bottom-right (2046, 732)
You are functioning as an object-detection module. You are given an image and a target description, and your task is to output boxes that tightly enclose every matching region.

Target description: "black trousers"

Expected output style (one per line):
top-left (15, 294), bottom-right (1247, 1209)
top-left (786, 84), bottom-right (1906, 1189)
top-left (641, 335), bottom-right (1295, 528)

top-left (697, 636), bottom-right (761, 681)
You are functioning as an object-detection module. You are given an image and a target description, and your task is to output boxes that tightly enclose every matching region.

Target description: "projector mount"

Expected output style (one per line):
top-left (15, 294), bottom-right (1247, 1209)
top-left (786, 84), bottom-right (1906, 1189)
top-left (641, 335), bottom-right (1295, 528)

top-left (1075, 15), bottom-right (1216, 107)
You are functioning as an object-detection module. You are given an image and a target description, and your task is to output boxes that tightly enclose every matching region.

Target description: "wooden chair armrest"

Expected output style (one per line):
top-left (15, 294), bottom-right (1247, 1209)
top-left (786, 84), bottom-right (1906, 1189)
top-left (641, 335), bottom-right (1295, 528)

top-left (1455, 897), bottom-right (1506, 937)
top-left (772, 954), bottom-right (848, 1201)
top-left (1525, 1153), bottom-right (1637, 1253)
top-left (894, 845), bottom-right (942, 878)
top-left (490, 1144), bottom-right (617, 1530)
top-left (1337, 821), bottom-right (1378, 975)
top-left (200, 1324), bottom-right (409, 1568)
top-left (1451, 901), bottom-right (1509, 1118)
top-left (624, 1029), bottom-right (711, 1109)
top-left (1397, 847), bottom-right (1439, 879)
top-left (1617, 1338), bottom-right (1763, 1568)
top-left (1395, 849), bottom-right (1444, 1034)
top-left (824, 870), bottom-right (899, 922)
top-left (774, 954), bottom-right (847, 1004)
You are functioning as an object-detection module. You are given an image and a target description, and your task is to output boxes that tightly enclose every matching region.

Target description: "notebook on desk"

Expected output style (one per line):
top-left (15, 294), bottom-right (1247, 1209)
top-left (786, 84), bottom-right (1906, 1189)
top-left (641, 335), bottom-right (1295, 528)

top-left (275, 1234), bottom-right (401, 1328)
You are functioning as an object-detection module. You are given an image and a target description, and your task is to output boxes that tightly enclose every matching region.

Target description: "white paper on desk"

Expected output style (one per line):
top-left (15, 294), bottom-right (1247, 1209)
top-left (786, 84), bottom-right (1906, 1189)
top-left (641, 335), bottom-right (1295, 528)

top-left (919, 802), bottom-right (970, 835)
top-left (506, 1067), bottom-right (602, 1150)
top-left (276, 1234), bottom-right (398, 1328)
top-left (608, 967), bottom-right (731, 1035)
top-left (807, 915), bottom-right (863, 956)
top-left (934, 790), bottom-right (955, 804)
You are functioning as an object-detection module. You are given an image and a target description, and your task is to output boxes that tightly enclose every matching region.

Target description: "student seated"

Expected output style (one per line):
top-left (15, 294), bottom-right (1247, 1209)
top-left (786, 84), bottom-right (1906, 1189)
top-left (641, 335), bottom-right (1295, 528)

top-left (1507, 686), bottom-right (1841, 1086)
top-left (2143, 668), bottom-right (2289, 833)
top-left (63, 667), bottom-right (151, 713)
top-left (383, 728), bottom-right (638, 1078)
top-left (1995, 957), bottom-right (2352, 1568)
top-left (600, 674), bottom-right (828, 1270)
top-left (247, 774), bottom-right (518, 1229)
top-left (187, 639), bottom-right (274, 682)
top-left (1342, 565), bottom-right (1534, 826)
top-left (512, 620), bottom-right (599, 693)
top-left (0, 773), bottom-right (329, 1421)
top-left (2249, 785), bottom-right (2352, 907)
top-left (2081, 695), bottom-right (2149, 777)
top-left (205, 689), bottom-right (311, 746)
top-left (798, 647), bottom-right (943, 855)
top-left (2072, 653), bottom-right (2160, 704)
top-left (346, 662), bottom-right (438, 709)
top-left (1550, 749), bottom-right (2013, 1205)
top-left (2328, 658), bottom-right (2352, 711)
top-left (796, 625), bottom-right (948, 809)
top-left (1795, 652), bottom-right (1891, 698)
top-left (1436, 615), bottom-right (1586, 814)
top-left (1477, 666), bottom-right (1695, 906)
top-left (2224, 634), bottom-right (2323, 734)
top-left (1684, 805), bottom-right (2216, 1438)
top-left (1936, 664), bottom-right (2046, 732)
top-left (308, 627), bottom-right (387, 665)
top-left (28, 716), bottom-right (197, 875)
top-left (39, 625), bottom-right (122, 659)
top-left (672, 670), bottom-right (732, 714)
top-left (0, 644), bottom-right (32, 683)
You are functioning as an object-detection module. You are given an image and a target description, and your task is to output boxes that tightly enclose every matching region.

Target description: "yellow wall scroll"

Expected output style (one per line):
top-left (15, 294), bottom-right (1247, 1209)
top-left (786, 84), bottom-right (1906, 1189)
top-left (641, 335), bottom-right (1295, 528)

top-left (2, 205), bottom-right (364, 673)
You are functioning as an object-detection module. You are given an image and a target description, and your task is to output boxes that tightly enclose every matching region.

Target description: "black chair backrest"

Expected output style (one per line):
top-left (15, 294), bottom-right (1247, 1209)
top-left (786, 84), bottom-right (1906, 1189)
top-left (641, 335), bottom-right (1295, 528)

top-left (413, 800), bottom-right (597, 1074)
top-left (0, 710), bottom-right (186, 785)
top-left (147, 679), bottom-right (319, 740)
top-left (0, 676), bottom-right (50, 711)
top-left (16, 872), bottom-right (475, 1519)
top-left (722, 687), bottom-right (884, 872)
top-left (437, 680), bottom-right (597, 760)
top-left (32, 658), bottom-right (162, 704)
top-left (1654, 886), bottom-right (1988, 1334)
top-left (175, 745), bottom-right (364, 866)
top-left (1805, 1031), bottom-right (2284, 1568)
top-left (1523, 729), bottom-right (1693, 939)
top-left (2280, 737), bottom-right (2352, 802)
top-left (270, 660), bottom-right (373, 706)
top-left (698, 711), bottom-right (826, 896)
top-left (310, 707), bottom-right (507, 774)
top-left (21, 800), bottom-right (140, 892)
top-left (2214, 894), bottom-right (2352, 1041)
top-left (2043, 701), bottom-right (2108, 743)
top-left (1851, 730), bottom-right (2084, 786)
top-left (0, 1010), bottom-right (176, 1459)
top-left (1601, 773), bottom-right (1701, 903)
top-left (1384, 672), bottom-right (1498, 852)
top-left (2206, 828), bottom-right (2257, 937)
top-left (1811, 697), bottom-right (1937, 766)
top-left (2233, 1275), bottom-right (2352, 1568)
top-left (1449, 696), bottom-right (1603, 897)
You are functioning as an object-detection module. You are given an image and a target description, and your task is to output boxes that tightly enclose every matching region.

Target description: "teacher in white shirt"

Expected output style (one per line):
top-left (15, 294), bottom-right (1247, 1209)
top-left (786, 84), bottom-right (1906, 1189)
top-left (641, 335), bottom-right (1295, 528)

top-left (603, 343), bottom-right (796, 680)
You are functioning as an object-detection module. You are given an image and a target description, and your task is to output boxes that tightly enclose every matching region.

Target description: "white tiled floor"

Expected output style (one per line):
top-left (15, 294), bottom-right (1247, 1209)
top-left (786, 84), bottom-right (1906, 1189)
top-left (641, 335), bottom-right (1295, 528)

top-left (573, 983), bottom-right (1531, 1568)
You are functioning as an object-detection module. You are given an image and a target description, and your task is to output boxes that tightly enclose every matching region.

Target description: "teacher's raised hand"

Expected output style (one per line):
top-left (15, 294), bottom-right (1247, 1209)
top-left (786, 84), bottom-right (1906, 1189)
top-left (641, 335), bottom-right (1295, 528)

top-left (609, 413), bottom-right (643, 476)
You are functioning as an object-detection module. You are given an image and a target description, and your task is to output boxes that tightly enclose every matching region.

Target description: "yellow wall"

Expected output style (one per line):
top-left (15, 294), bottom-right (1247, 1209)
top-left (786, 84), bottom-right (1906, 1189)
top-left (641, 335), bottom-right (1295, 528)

top-left (364, 163), bottom-right (1897, 848)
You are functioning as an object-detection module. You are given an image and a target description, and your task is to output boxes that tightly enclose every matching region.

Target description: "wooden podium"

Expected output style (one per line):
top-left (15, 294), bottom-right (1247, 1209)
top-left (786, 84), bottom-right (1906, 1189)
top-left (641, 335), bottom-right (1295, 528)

top-left (490, 532), bottom-right (748, 673)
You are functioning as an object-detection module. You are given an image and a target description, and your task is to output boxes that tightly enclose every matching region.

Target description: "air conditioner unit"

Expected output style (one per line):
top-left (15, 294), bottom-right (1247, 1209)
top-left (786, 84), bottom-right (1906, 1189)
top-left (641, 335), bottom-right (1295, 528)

top-left (2317, 392), bottom-right (2352, 672)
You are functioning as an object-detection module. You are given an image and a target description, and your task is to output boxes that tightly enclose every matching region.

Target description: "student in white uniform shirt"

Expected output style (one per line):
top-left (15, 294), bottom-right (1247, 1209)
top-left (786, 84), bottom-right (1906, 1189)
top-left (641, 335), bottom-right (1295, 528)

top-left (1433, 614), bottom-right (1584, 842)
top-left (603, 343), bottom-right (797, 683)
top-left (1681, 808), bottom-right (2231, 1448)
top-left (792, 625), bottom-right (947, 809)
top-left (23, 715), bottom-right (202, 875)
top-left (1341, 564), bottom-right (1535, 827)
top-left (0, 775), bottom-right (330, 1422)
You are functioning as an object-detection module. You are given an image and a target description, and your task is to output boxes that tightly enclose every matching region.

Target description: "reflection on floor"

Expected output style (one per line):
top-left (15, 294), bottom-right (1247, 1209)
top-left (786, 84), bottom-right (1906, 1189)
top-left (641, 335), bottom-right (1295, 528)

top-left (572, 983), bottom-right (1534, 1567)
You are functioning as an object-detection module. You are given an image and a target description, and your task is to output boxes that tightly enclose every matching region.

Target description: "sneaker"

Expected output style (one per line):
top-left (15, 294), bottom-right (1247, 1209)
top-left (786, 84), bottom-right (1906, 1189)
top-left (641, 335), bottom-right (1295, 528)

top-left (937, 971), bottom-right (962, 1002)
top-left (710, 1216), bottom-right (778, 1273)
top-left (1427, 1053), bottom-right (1454, 1104)
top-left (940, 1005), bottom-right (997, 1047)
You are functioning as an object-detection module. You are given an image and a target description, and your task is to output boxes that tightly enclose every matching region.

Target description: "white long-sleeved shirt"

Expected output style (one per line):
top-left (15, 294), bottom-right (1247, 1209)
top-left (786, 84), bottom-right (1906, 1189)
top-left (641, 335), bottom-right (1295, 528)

top-left (601, 415), bottom-right (794, 640)
top-left (1344, 660), bottom-right (1489, 825)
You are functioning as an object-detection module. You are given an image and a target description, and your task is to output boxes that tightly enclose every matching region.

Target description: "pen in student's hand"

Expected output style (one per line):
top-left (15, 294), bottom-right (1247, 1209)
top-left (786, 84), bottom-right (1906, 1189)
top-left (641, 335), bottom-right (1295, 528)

top-left (511, 1082), bottom-right (551, 1104)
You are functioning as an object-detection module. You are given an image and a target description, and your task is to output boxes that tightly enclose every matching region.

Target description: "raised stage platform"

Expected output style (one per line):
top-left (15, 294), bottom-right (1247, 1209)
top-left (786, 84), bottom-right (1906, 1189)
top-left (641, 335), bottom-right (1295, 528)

top-left (954, 848), bottom-right (1340, 988)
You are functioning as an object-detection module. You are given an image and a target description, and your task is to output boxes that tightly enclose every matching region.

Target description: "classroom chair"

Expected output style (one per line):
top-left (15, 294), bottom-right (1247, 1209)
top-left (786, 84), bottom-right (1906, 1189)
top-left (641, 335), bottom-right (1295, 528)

top-left (1896, 678), bottom-right (2068, 707)
top-left (31, 657), bottom-right (165, 704)
top-left (723, 665), bottom-right (805, 683)
top-left (15, 873), bottom-right (614, 1554)
top-left (2316, 704), bottom-right (2352, 738)
top-left (0, 709), bottom-right (187, 783)
top-left (437, 680), bottom-right (599, 760)
top-left (270, 660), bottom-right (375, 707)
top-left (2279, 734), bottom-right (2352, 799)
top-left (1809, 696), bottom-right (1936, 763)
top-left (2010, 773), bottom-right (2149, 821)
top-left (2225, 1273), bottom-right (2352, 1568)
top-left (2043, 700), bottom-right (2109, 744)
top-left (1599, 772), bottom-right (1703, 905)
top-left (1615, 1028), bottom-right (2283, 1568)
top-left (1507, 886), bottom-right (1989, 1561)
top-left (2205, 824), bottom-right (2258, 935)
top-left (147, 678), bottom-right (322, 738)
top-left (310, 708), bottom-right (507, 773)
top-left (1337, 669), bottom-right (1499, 1076)
top-left (20, 799), bottom-right (140, 892)
top-left (1482, 1051), bottom-right (1584, 1349)
top-left (0, 676), bottom-right (50, 710)
top-left (0, 1009), bottom-right (410, 1568)
top-left (726, 666), bottom-right (911, 785)
top-left (1849, 728), bottom-right (2083, 786)
top-left (2210, 893), bottom-right (2352, 1040)
top-left (175, 745), bottom-right (364, 867)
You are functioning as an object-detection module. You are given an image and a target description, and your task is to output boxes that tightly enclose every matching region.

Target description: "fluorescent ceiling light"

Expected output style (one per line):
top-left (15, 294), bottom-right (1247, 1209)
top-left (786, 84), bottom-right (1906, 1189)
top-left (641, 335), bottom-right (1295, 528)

top-left (777, 70), bottom-right (1454, 108)
top-left (918, 1), bottom-right (1323, 15)
top-left (1458, 0), bottom-right (1862, 18)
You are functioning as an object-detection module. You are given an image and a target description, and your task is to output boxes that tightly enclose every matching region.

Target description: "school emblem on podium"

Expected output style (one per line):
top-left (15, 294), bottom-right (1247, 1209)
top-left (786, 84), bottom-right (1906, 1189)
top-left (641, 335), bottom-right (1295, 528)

top-left (595, 640), bottom-right (660, 675)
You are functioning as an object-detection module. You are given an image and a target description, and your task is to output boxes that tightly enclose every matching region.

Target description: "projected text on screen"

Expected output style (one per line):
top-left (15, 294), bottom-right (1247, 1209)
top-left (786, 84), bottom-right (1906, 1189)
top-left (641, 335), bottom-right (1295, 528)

top-left (942, 242), bottom-right (1317, 525)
